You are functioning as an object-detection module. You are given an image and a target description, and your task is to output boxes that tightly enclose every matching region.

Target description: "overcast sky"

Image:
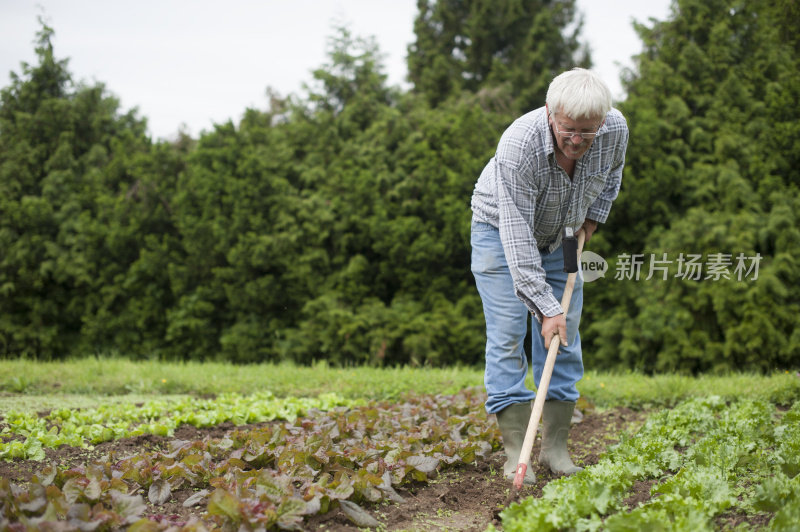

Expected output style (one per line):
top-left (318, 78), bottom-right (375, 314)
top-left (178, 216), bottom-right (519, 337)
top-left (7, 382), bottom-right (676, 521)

top-left (1, 0), bottom-right (672, 140)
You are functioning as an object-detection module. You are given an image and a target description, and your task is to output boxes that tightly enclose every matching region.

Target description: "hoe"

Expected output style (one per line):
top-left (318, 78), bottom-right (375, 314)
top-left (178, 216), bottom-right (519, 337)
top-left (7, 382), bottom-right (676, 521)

top-left (513, 227), bottom-right (586, 490)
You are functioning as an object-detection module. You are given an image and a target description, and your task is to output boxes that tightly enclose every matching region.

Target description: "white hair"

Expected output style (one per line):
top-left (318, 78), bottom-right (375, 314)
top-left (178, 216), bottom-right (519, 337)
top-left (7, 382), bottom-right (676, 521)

top-left (546, 68), bottom-right (612, 120)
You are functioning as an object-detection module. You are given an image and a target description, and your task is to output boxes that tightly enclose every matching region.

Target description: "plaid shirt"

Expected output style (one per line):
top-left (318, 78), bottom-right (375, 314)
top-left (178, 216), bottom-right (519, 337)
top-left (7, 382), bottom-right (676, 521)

top-left (471, 106), bottom-right (628, 317)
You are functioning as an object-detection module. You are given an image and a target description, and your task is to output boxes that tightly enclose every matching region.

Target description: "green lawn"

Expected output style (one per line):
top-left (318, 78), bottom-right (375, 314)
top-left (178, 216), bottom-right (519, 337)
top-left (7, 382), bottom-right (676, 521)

top-left (1, 358), bottom-right (798, 413)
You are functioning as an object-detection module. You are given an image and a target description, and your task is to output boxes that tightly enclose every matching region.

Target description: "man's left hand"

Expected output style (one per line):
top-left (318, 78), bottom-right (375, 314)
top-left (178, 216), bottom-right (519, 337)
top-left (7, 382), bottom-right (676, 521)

top-left (582, 219), bottom-right (598, 242)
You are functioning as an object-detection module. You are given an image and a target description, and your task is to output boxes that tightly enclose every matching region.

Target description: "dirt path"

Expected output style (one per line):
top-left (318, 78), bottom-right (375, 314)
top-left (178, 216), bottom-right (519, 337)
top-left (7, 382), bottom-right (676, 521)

top-left (1, 407), bottom-right (646, 531)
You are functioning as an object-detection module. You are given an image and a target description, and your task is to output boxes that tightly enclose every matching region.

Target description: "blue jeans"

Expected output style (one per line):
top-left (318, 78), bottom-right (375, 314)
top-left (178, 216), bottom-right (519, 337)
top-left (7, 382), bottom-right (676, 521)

top-left (470, 219), bottom-right (584, 414)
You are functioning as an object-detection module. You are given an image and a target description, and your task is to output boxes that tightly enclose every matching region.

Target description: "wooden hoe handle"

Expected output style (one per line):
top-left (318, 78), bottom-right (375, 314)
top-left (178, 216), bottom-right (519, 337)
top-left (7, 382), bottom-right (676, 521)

top-left (513, 229), bottom-right (586, 490)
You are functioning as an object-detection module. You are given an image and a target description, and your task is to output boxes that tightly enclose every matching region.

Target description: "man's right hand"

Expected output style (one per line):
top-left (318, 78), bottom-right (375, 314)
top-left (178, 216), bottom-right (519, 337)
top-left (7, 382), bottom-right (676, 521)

top-left (541, 313), bottom-right (568, 348)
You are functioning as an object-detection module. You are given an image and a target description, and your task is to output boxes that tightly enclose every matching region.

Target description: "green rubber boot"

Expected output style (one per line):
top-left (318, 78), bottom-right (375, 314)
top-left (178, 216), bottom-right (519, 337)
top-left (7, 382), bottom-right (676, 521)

top-left (538, 400), bottom-right (583, 475)
top-left (496, 402), bottom-right (537, 485)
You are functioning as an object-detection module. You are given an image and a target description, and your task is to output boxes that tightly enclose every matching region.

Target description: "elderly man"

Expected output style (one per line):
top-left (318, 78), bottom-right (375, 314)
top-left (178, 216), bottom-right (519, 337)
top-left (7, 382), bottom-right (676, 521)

top-left (470, 68), bottom-right (629, 483)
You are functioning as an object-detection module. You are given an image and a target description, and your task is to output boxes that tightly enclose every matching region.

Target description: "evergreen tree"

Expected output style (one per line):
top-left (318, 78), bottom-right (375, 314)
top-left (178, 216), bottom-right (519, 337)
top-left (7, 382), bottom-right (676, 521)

top-left (212, 27), bottom-right (509, 365)
top-left (586, 0), bottom-right (800, 372)
top-left (407, 0), bottom-right (589, 111)
top-left (0, 21), bottom-right (157, 358)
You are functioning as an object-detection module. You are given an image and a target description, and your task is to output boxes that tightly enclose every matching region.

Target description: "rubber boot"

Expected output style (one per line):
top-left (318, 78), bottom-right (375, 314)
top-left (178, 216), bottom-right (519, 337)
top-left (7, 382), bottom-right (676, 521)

top-left (538, 400), bottom-right (583, 475)
top-left (495, 402), bottom-right (537, 485)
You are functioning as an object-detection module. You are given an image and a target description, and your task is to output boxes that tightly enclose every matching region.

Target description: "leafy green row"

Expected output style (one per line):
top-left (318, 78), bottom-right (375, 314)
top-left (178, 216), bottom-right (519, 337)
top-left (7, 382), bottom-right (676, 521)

top-left (497, 397), bottom-right (800, 531)
top-left (0, 391), bottom-right (358, 461)
top-left (0, 388), bottom-right (497, 530)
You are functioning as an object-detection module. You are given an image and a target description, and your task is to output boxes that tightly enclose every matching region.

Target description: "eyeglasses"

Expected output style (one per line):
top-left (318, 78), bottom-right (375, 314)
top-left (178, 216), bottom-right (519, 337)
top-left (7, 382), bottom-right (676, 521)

top-left (550, 115), bottom-right (602, 140)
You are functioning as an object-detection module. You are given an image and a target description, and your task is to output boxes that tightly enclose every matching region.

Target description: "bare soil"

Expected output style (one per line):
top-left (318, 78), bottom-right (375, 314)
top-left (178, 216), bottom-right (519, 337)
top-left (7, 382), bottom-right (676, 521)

top-left (1, 407), bottom-right (650, 531)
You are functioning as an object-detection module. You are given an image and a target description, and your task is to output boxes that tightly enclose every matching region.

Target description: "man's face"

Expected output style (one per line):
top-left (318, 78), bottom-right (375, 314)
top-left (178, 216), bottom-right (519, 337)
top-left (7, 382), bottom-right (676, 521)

top-left (547, 108), bottom-right (604, 161)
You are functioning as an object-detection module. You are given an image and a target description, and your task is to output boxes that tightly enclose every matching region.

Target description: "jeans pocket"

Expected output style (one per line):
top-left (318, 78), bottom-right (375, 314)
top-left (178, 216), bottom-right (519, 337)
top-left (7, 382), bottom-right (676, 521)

top-left (471, 222), bottom-right (505, 274)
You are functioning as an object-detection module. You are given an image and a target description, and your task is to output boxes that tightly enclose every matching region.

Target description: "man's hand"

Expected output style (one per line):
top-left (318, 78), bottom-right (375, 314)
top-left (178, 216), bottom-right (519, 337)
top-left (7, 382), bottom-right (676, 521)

top-left (582, 219), bottom-right (598, 242)
top-left (541, 313), bottom-right (567, 348)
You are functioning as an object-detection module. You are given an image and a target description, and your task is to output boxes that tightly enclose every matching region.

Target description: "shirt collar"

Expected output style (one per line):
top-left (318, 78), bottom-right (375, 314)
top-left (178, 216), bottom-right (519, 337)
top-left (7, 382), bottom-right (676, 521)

top-left (536, 107), bottom-right (557, 156)
top-left (597, 117), bottom-right (609, 136)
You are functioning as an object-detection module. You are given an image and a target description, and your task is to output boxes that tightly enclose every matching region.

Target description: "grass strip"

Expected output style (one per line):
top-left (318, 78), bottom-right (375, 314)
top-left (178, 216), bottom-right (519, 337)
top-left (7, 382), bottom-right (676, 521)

top-left (2, 359), bottom-right (798, 408)
top-left (0, 359), bottom-right (483, 399)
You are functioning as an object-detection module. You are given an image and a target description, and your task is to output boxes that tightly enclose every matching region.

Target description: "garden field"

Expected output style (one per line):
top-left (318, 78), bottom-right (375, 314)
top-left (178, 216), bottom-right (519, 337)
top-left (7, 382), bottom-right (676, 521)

top-left (1, 360), bottom-right (799, 531)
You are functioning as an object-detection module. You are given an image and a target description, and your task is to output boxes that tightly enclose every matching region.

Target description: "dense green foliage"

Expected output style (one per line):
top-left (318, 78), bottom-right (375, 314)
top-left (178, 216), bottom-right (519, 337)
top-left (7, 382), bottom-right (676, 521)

top-left (407, 0), bottom-right (589, 111)
top-left (2, 0), bottom-right (799, 371)
top-left (583, 0), bottom-right (800, 372)
top-left (0, 8), bottom-right (573, 365)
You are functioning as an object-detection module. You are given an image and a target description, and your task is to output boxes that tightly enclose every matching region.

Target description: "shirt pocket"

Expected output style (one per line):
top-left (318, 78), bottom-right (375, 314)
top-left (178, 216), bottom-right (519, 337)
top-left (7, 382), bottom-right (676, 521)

top-left (582, 169), bottom-right (610, 209)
